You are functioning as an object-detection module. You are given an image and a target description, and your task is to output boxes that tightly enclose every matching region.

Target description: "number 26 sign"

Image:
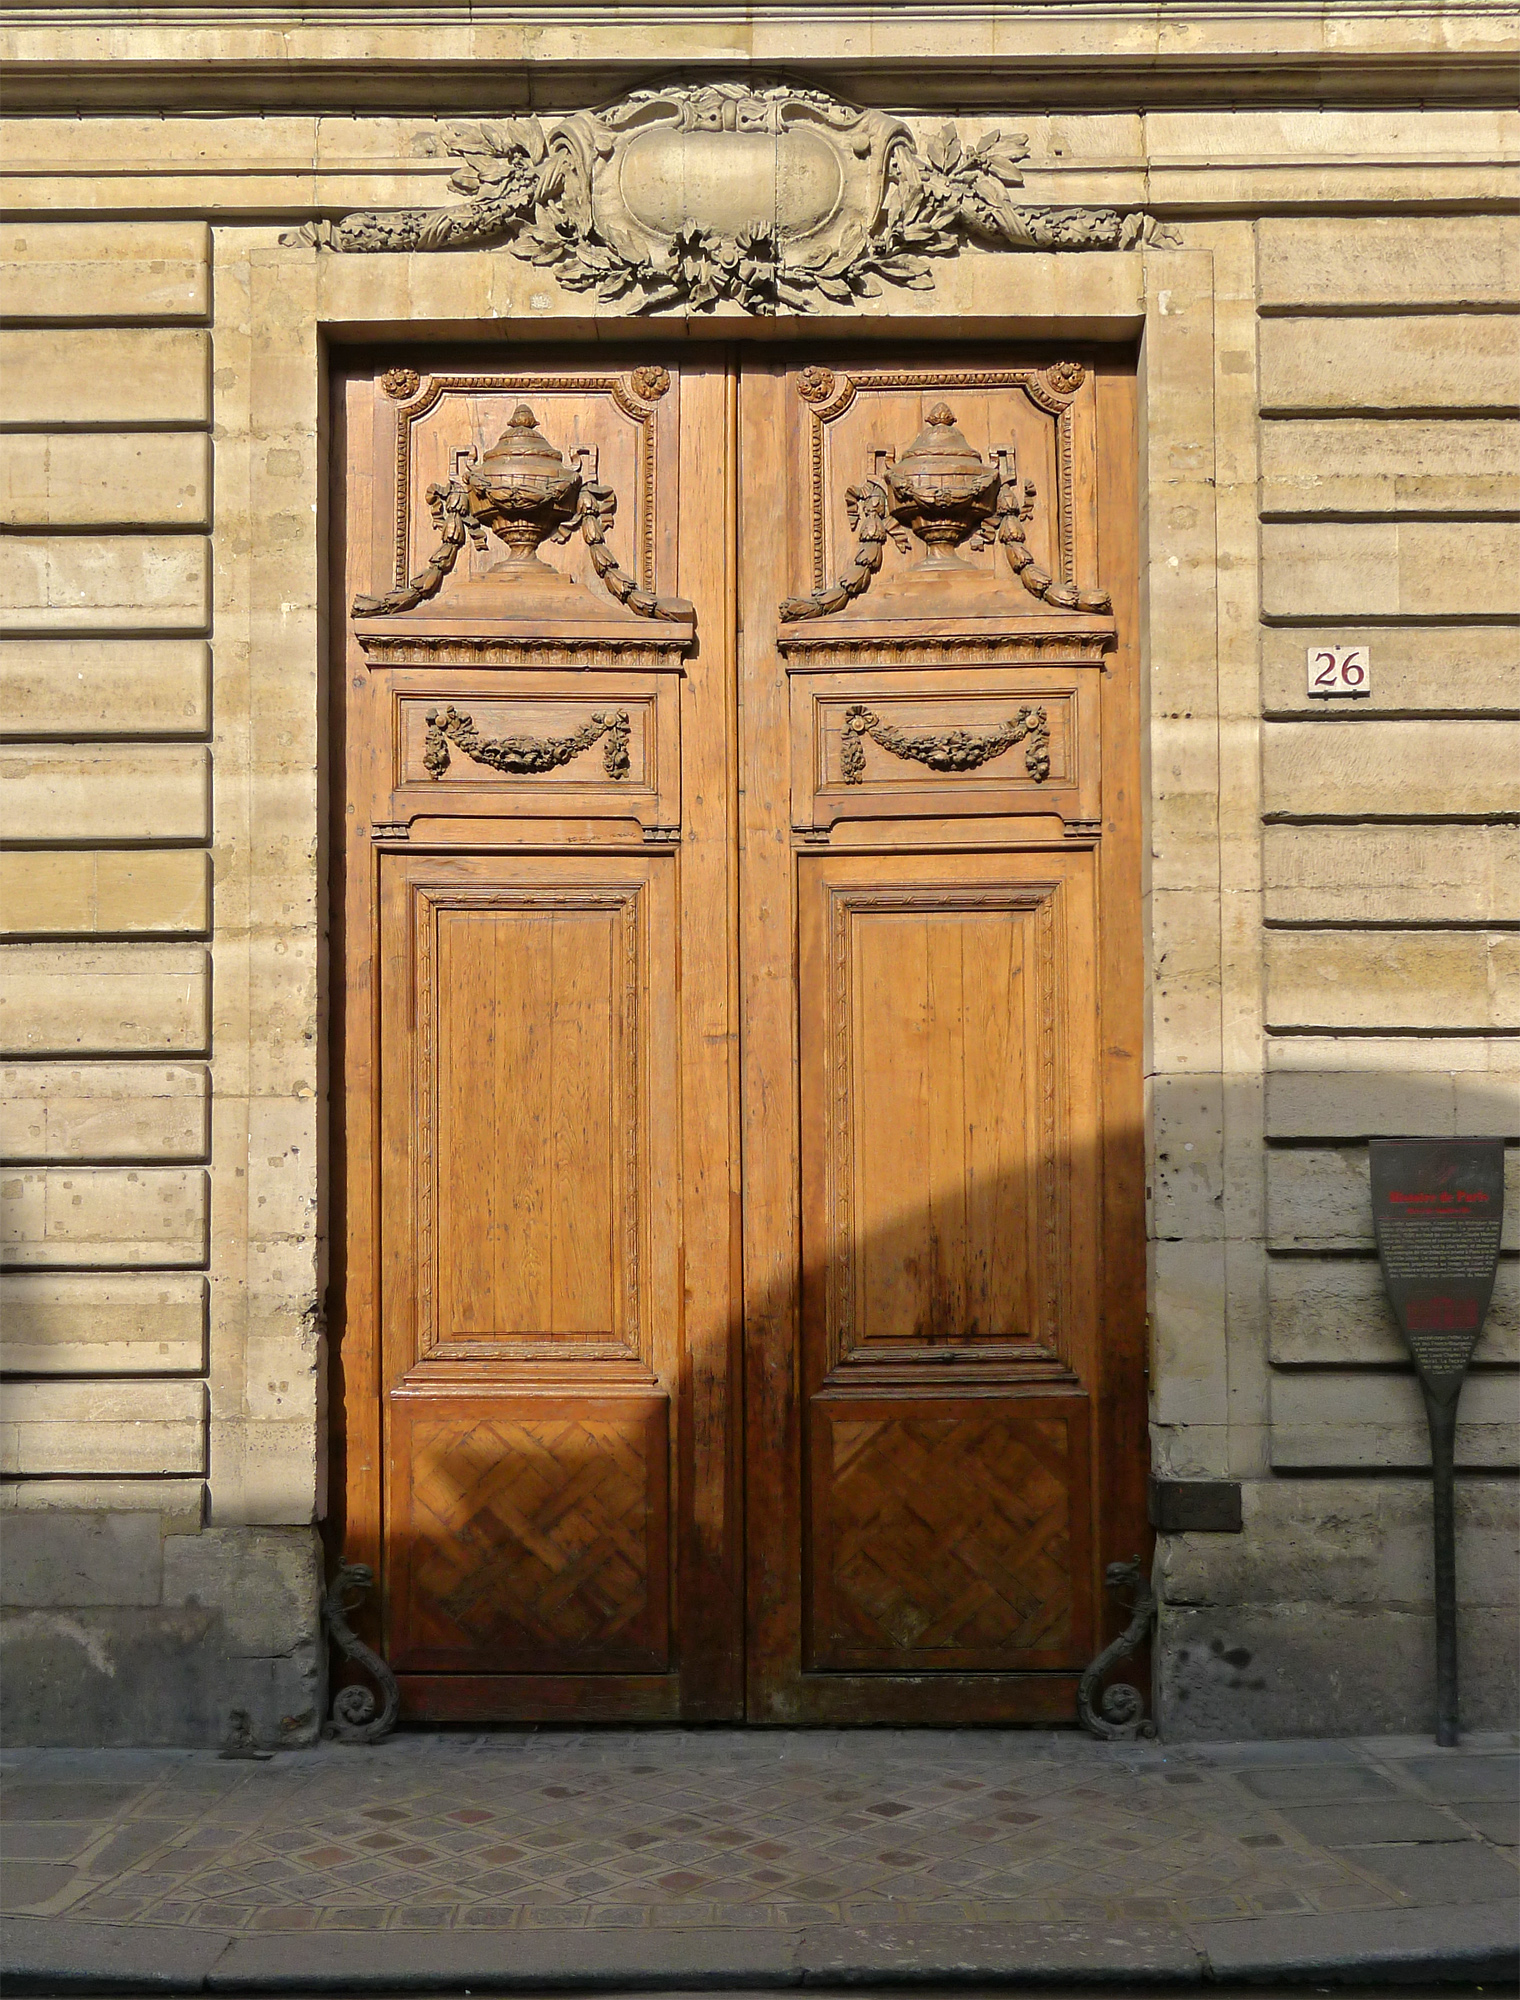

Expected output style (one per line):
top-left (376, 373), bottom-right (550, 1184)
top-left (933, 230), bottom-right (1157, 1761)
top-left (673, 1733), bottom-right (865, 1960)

top-left (1306, 644), bottom-right (1371, 697)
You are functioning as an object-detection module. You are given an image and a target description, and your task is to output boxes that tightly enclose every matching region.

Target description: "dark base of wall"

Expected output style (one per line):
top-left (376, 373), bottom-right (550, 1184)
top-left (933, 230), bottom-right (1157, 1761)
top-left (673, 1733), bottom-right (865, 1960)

top-left (0, 1519), bottom-right (324, 1750)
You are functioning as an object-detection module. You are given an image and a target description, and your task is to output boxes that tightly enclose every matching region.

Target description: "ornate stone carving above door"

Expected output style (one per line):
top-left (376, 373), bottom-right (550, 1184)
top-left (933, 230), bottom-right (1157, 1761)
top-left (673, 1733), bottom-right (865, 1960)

top-left (287, 79), bottom-right (1161, 315)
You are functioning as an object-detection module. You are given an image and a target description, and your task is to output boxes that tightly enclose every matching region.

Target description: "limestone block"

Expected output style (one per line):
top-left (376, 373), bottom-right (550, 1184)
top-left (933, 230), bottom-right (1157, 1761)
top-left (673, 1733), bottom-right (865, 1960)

top-left (1264, 1054), bottom-right (1519, 1139)
top-left (0, 221), bottom-right (209, 322)
top-left (0, 329), bottom-right (210, 427)
top-left (0, 746), bottom-right (209, 844)
top-left (1157, 1600), bottom-right (1518, 1739)
top-left (1263, 825), bottom-right (1520, 926)
top-left (1257, 217), bottom-right (1520, 310)
top-left (1265, 930), bottom-right (1520, 1033)
top-left (0, 1478), bottom-right (203, 1532)
top-left (1260, 416), bottom-right (1520, 516)
top-left (0, 638), bottom-right (209, 736)
top-left (162, 1524), bottom-right (320, 1657)
top-left (0, 1165), bottom-right (208, 1266)
top-left (1, 433), bottom-right (212, 530)
top-left (0, 1063), bottom-right (208, 1160)
top-left (1261, 625), bottom-right (1519, 716)
top-left (1158, 1476), bottom-right (1519, 1612)
top-left (1263, 719), bottom-right (1520, 821)
top-left (1260, 315), bottom-right (1520, 414)
top-left (1269, 1368), bottom-right (1518, 1470)
top-left (0, 1521), bottom-right (322, 1749)
top-left (0, 1511), bottom-right (162, 1607)
top-left (0, 1379), bottom-right (206, 1476)
top-left (0, 1271), bottom-right (206, 1373)
top-left (1152, 1074), bottom-right (1226, 1241)
top-left (1261, 519), bottom-right (1520, 620)
top-left (1267, 1145), bottom-right (1520, 1250)
top-left (0, 850), bottom-right (210, 937)
top-left (1151, 1238), bottom-right (1228, 1428)
top-left (0, 534), bottom-right (210, 633)
top-left (0, 944), bottom-right (208, 1053)
top-left (1269, 1256), bottom-right (1519, 1367)
top-left (1149, 890), bottom-right (1223, 1075)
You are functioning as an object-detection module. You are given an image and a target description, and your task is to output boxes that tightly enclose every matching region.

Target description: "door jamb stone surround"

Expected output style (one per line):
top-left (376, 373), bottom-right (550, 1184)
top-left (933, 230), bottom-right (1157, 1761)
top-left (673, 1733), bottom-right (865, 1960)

top-left (213, 240), bottom-right (1258, 1710)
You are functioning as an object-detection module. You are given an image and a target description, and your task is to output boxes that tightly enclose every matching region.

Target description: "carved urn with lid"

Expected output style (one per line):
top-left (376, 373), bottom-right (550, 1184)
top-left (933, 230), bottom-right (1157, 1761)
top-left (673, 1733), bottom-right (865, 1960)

top-left (464, 404), bottom-right (583, 574)
top-left (884, 404), bottom-right (1002, 569)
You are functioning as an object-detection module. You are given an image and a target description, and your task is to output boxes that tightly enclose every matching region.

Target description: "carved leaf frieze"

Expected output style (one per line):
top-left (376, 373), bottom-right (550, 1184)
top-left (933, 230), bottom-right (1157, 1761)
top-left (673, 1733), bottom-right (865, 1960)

top-left (285, 80), bottom-right (1168, 317)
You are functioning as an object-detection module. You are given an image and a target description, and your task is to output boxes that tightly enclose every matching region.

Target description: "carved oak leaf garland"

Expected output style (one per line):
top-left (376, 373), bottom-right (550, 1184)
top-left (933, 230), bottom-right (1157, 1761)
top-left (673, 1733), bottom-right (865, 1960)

top-left (842, 703), bottom-right (1050, 784)
top-left (424, 704), bottom-right (632, 781)
top-left (284, 87), bottom-right (1159, 318)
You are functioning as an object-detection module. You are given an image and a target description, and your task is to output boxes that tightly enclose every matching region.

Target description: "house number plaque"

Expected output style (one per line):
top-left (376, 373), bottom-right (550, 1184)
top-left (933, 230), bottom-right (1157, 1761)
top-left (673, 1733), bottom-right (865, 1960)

top-left (1370, 1138), bottom-right (1505, 1746)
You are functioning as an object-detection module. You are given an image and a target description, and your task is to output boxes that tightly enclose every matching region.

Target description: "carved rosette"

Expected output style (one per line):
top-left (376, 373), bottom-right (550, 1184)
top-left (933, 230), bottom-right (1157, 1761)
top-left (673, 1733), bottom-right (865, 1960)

top-left (286, 80), bottom-right (1160, 317)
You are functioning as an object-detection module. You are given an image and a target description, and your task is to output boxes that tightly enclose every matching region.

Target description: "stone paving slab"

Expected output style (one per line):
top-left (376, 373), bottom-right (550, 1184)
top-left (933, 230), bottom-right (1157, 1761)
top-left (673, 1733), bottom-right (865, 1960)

top-left (1, 1730), bottom-right (1515, 1990)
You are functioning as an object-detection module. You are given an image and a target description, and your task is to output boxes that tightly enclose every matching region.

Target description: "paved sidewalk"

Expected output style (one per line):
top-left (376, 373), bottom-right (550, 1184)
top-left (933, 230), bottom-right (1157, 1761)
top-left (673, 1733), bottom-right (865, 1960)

top-left (2, 1728), bottom-right (1516, 1990)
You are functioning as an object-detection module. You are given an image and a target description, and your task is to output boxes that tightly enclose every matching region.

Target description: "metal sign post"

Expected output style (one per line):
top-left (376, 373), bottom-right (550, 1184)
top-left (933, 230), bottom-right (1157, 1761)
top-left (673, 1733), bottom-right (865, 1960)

top-left (1369, 1139), bottom-right (1505, 1747)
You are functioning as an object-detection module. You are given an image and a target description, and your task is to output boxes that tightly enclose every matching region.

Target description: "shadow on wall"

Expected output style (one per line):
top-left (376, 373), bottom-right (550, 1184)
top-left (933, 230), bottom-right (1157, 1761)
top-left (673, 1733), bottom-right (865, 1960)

top-left (1151, 1065), bottom-right (1518, 1739)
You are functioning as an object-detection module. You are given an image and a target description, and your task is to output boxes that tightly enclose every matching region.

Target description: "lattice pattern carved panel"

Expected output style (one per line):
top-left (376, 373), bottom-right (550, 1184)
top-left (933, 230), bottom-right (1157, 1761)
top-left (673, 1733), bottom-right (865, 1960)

top-left (807, 1396), bottom-right (1092, 1672)
top-left (388, 1396), bottom-right (670, 1674)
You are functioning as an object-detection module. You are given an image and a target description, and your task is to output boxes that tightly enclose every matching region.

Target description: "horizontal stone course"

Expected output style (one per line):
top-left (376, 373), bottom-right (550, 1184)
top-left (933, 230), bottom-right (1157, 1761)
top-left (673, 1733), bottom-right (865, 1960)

top-left (0, 943), bottom-right (208, 1053)
top-left (0, 220), bottom-right (209, 322)
top-left (1261, 519), bottom-right (1520, 621)
top-left (1269, 1369), bottom-right (1519, 1470)
top-left (0, 746), bottom-right (210, 844)
top-left (0, 1378), bottom-right (206, 1475)
top-left (1263, 825), bottom-right (1520, 925)
top-left (0, 534), bottom-right (210, 633)
top-left (1257, 216), bottom-right (1520, 309)
top-left (0, 638), bottom-right (209, 736)
top-left (1267, 1145), bottom-right (1520, 1251)
top-left (1264, 930), bottom-right (1520, 1032)
top-left (0, 849), bottom-right (209, 938)
top-left (1260, 625), bottom-right (1519, 717)
top-left (0, 1165), bottom-right (209, 1267)
top-left (1260, 314), bottom-right (1520, 414)
top-left (1259, 416), bottom-right (1520, 517)
top-left (0, 1063), bottom-right (208, 1161)
top-left (1263, 1060), bottom-right (1519, 1139)
top-left (1, 433), bottom-right (211, 530)
top-left (1262, 719), bottom-right (1520, 820)
top-left (1268, 1256), bottom-right (1518, 1366)
top-left (0, 328), bottom-right (210, 427)
top-left (0, 1270), bottom-right (207, 1372)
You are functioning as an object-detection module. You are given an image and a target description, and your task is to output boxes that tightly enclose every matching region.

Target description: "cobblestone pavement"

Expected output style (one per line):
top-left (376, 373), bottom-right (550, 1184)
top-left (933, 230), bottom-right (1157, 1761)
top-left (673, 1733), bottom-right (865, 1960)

top-left (2, 1730), bottom-right (1515, 1941)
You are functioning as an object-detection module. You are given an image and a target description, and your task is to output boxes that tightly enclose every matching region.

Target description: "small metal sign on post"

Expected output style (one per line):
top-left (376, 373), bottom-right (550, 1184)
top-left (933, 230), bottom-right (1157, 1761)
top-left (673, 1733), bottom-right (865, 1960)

top-left (1369, 1139), bottom-right (1505, 1746)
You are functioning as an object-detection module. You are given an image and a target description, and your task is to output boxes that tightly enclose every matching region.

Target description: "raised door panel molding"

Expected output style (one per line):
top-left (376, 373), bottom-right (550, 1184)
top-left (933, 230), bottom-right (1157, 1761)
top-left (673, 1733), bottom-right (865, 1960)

top-left (381, 855), bottom-right (677, 1376)
top-left (788, 665), bottom-right (1100, 837)
top-left (382, 671), bottom-right (681, 840)
top-left (798, 853), bottom-right (1100, 1383)
top-left (352, 371), bottom-right (692, 654)
top-left (777, 363), bottom-right (1118, 649)
top-left (385, 1393), bottom-right (670, 1675)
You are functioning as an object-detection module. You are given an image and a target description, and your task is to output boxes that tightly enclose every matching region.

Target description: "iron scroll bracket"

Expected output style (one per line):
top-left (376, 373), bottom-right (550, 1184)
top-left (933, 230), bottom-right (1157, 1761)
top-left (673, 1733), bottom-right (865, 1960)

top-left (1077, 1556), bottom-right (1158, 1741)
top-left (321, 1562), bottom-right (400, 1745)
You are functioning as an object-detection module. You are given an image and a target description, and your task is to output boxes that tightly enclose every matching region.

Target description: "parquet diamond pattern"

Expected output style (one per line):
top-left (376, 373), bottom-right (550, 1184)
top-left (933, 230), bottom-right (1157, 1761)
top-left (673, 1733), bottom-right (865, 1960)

top-left (814, 1409), bottom-right (1077, 1668)
top-left (395, 1404), bottom-right (665, 1670)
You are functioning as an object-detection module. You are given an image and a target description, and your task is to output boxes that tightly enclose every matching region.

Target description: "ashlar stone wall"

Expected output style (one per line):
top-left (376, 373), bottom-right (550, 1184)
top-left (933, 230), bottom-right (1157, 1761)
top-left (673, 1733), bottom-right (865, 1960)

top-left (0, 94), bottom-right (1515, 1744)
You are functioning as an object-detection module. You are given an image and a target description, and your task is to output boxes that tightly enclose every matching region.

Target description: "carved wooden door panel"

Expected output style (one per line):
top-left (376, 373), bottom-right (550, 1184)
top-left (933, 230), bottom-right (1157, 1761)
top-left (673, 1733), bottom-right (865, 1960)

top-left (739, 358), bottom-right (1145, 1722)
top-left (335, 348), bottom-right (1144, 1725)
top-left (335, 357), bottom-right (742, 1721)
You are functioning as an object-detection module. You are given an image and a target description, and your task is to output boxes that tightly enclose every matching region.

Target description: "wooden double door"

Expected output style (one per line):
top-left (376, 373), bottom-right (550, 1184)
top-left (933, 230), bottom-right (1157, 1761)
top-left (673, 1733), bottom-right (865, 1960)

top-left (332, 348), bottom-right (1144, 1724)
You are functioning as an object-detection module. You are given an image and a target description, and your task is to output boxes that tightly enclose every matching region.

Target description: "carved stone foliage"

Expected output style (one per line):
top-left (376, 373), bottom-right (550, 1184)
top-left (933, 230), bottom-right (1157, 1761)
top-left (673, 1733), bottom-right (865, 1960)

top-left (841, 702), bottom-right (1050, 785)
top-left (423, 703), bottom-right (632, 781)
top-left (354, 402), bottom-right (690, 623)
top-left (782, 399), bottom-right (1111, 622)
top-left (287, 80), bottom-right (1156, 317)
